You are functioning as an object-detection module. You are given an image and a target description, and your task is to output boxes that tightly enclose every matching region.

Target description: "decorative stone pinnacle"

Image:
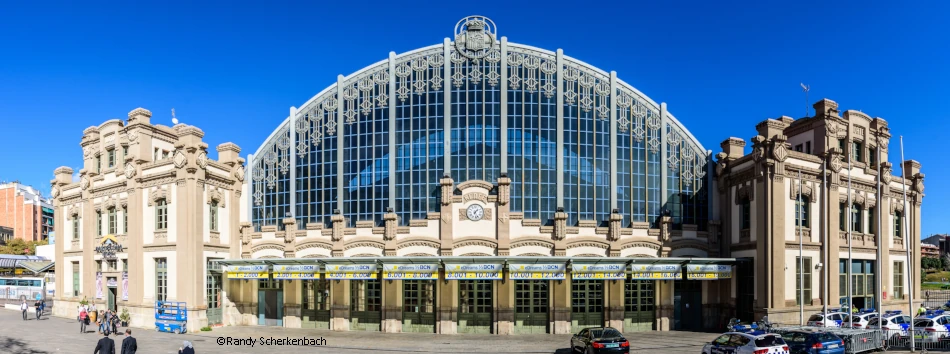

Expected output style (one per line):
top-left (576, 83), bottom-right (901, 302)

top-left (128, 107), bottom-right (152, 119)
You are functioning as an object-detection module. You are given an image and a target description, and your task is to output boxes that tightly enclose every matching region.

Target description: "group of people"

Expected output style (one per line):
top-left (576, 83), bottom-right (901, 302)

top-left (19, 299), bottom-right (45, 320)
top-left (77, 304), bottom-right (122, 336)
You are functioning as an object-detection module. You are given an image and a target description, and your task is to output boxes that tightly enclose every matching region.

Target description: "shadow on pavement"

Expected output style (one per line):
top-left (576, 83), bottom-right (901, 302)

top-left (1, 336), bottom-right (51, 354)
top-left (553, 349), bottom-right (573, 354)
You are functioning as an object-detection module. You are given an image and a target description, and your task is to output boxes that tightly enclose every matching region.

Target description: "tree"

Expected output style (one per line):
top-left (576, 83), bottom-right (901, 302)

top-left (943, 254), bottom-right (950, 271)
top-left (0, 238), bottom-right (48, 255)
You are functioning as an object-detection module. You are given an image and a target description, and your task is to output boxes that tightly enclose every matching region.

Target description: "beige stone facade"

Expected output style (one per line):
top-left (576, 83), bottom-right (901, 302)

top-left (50, 108), bottom-right (245, 332)
top-left (713, 98), bottom-right (925, 325)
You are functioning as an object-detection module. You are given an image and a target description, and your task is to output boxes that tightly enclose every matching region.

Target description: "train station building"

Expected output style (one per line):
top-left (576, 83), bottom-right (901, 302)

top-left (51, 16), bottom-right (924, 334)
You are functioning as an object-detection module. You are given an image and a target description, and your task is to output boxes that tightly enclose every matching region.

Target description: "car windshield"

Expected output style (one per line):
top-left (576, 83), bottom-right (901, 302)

top-left (591, 329), bottom-right (622, 339)
top-left (755, 335), bottom-right (786, 347)
top-left (915, 319), bottom-right (934, 327)
top-left (816, 333), bottom-right (840, 342)
top-left (808, 315), bottom-right (823, 322)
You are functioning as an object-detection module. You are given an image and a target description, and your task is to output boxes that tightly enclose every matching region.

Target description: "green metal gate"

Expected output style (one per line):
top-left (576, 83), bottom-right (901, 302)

top-left (206, 269), bottom-right (222, 326)
top-left (623, 279), bottom-right (654, 332)
top-left (571, 280), bottom-right (604, 333)
top-left (402, 280), bottom-right (435, 333)
top-left (458, 280), bottom-right (493, 334)
top-left (301, 279), bottom-right (330, 330)
top-left (350, 279), bottom-right (381, 331)
top-left (514, 280), bottom-right (549, 334)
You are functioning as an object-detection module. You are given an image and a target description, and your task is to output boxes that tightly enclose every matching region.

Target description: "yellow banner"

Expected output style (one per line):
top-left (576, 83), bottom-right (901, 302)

top-left (382, 272), bottom-right (438, 280)
top-left (227, 272), bottom-right (268, 279)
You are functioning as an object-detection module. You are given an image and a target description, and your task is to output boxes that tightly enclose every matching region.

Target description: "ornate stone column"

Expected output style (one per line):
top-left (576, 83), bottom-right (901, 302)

top-left (439, 175), bottom-right (454, 256)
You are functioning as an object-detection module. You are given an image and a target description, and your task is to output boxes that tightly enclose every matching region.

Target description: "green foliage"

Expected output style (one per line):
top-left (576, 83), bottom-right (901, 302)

top-left (119, 308), bottom-right (131, 322)
top-left (943, 255), bottom-right (950, 271)
top-left (79, 297), bottom-right (89, 306)
top-left (200, 326), bottom-right (212, 331)
top-left (923, 257), bottom-right (942, 270)
top-left (0, 238), bottom-right (48, 255)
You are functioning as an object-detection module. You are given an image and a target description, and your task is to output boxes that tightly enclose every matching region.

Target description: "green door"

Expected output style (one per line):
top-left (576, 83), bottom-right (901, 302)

top-left (301, 279), bottom-right (330, 329)
top-left (571, 280), bottom-right (604, 333)
top-left (458, 280), bottom-right (493, 334)
top-left (206, 272), bottom-right (222, 325)
top-left (623, 279), bottom-right (654, 332)
top-left (107, 286), bottom-right (116, 313)
top-left (402, 280), bottom-right (436, 333)
top-left (350, 280), bottom-right (381, 331)
top-left (514, 280), bottom-right (549, 334)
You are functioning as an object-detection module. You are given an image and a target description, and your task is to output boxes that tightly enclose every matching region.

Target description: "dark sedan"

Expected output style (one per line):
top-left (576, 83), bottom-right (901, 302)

top-left (570, 327), bottom-right (631, 353)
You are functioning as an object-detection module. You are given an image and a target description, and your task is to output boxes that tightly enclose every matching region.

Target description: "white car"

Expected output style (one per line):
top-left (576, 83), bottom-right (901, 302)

top-left (702, 332), bottom-right (789, 354)
top-left (866, 311), bottom-right (913, 340)
top-left (850, 311), bottom-right (879, 329)
top-left (911, 311), bottom-right (950, 343)
top-left (806, 312), bottom-right (850, 328)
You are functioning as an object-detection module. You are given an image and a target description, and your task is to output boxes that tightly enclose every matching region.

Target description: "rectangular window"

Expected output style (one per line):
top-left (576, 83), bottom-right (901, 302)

top-left (852, 141), bottom-right (863, 162)
top-left (805, 141), bottom-right (812, 154)
top-left (72, 218), bottom-right (79, 240)
top-left (210, 201), bottom-right (219, 231)
top-left (795, 196), bottom-right (810, 227)
top-left (156, 199), bottom-right (168, 230)
top-left (108, 208), bottom-right (117, 234)
top-left (894, 211), bottom-right (903, 238)
top-left (839, 260), bottom-right (847, 306)
top-left (122, 146), bottom-right (128, 160)
top-left (893, 262), bottom-right (904, 300)
top-left (96, 155), bottom-right (101, 173)
top-left (153, 148), bottom-right (159, 161)
top-left (107, 260), bottom-right (117, 272)
top-left (72, 261), bottom-right (80, 296)
top-left (839, 203), bottom-right (846, 231)
top-left (868, 147), bottom-right (877, 167)
top-left (796, 257), bottom-right (812, 306)
top-left (868, 207), bottom-right (876, 234)
top-left (851, 204), bottom-right (862, 233)
top-left (122, 207), bottom-right (128, 234)
top-left (156, 258), bottom-right (168, 302)
top-left (108, 149), bottom-right (115, 168)
top-left (96, 260), bottom-right (102, 272)
top-left (838, 139), bottom-right (846, 152)
top-left (162, 150), bottom-right (169, 159)
top-left (740, 200), bottom-right (751, 230)
top-left (97, 211), bottom-right (103, 236)
top-left (795, 144), bottom-right (803, 152)
top-left (122, 259), bottom-right (128, 272)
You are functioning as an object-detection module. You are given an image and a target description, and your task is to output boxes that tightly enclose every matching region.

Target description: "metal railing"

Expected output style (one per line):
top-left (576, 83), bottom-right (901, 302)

top-left (769, 326), bottom-right (882, 354)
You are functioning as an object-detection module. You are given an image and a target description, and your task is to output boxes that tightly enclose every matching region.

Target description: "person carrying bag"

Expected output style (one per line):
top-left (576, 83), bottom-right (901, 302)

top-left (79, 308), bottom-right (89, 333)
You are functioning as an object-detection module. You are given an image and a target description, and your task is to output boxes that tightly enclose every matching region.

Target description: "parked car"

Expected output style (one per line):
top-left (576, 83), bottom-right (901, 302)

top-left (806, 311), bottom-right (850, 328)
top-left (701, 332), bottom-right (789, 354)
top-left (911, 310), bottom-right (950, 344)
top-left (850, 310), bottom-right (879, 329)
top-left (780, 329), bottom-right (845, 354)
top-left (570, 327), bottom-right (630, 353)
top-left (866, 311), bottom-right (913, 341)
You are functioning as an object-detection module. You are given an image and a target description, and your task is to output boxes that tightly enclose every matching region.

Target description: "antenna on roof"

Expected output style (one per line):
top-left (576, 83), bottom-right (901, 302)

top-left (171, 108), bottom-right (179, 125)
top-left (800, 83), bottom-right (810, 118)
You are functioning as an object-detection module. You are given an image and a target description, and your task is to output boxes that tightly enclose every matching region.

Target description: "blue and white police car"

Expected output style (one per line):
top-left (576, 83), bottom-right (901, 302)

top-left (866, 310), bottom-right (913, 340)
top-left (850, 309), bottom-right (879, 329)
top-left (702, 332), bottom-right (789, 354)
top-left (806, 310), bottom-right (851, 328)
top-left (912, 310), bottom-right (950, 344)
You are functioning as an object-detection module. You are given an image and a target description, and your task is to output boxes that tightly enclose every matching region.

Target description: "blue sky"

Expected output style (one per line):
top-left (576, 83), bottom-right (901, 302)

top-left (0, 1), bottom-right (946, 236)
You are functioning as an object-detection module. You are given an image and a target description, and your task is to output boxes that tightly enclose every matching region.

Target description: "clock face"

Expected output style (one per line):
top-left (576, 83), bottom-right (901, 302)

top-left (466, 204), bottom-right (484, 221)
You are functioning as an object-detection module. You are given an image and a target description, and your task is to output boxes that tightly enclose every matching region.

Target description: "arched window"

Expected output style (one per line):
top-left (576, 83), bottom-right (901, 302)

top-left (156, 199), bottom-right (168, 230)
top-left (795, 196), bottom-right (810, 227)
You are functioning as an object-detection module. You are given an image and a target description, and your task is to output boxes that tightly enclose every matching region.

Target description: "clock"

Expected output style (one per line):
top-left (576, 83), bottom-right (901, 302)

top-left (466, 204), bottom-right (485, 221)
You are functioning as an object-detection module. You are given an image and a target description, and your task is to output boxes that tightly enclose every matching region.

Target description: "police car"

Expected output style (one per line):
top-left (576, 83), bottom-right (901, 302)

top-left (850, 309), bottom-right (879, 329)
top-left (806, 310), bottom-right (851, 328)
top-left (866, 310), bottom-right (913, 340)
top-left (911, 310), bottom-right (950, 343)
top-left (702, 332), bottom-right (789, 354)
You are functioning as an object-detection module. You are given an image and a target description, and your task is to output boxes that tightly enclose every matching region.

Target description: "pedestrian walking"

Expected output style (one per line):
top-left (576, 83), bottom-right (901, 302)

top-left (111, 311), bottom-right (119, 335)
top-left (94, 331), bottom-right (116, 354)
top-left (20, 300), bottom-right (28, 320)
top-left (179, 341), bottom-right (195, 354)
top-left (103, 310), bottom-right (113, 336)
top-left (34, 299), bottom-right (41, 320)
top-left (120, 329), bottom-right (137, 354)
top-left (79, 307), bottom-right (89, 333)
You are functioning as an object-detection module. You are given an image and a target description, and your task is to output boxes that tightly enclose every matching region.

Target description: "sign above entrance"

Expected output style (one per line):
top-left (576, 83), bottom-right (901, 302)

top-left (225, 265), bottom-right (269, 279)
top-left (95, 234), bottom-right (124, 261)
top-left (326, 264), bottom-right (378, 280)
top-left (273, 265), bottom-right (319, 280)
top-left (508, 263), bottom-right (566, 280)
top-left (382, 264), bottom-right (439, 280)
top-left (445, 263), bottom-right (502, 280)
top-left (686, 265), bottom-right (732, 280)
top-left (629, 264), bottom-right (681, 280)
top-left (571, 263), bottom-right (626, 280)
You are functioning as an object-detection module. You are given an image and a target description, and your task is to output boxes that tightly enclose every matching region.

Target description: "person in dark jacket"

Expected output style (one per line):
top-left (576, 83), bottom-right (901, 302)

top-left (120, 329), bottom-right (137, 354)
top-left (179, 340), bottom-right (194, 354)
top-left (94, 332), bottom-right (116, 354)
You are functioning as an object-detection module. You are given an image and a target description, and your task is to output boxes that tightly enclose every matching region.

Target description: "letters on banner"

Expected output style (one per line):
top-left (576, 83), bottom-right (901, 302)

top-left (686, 265), bottom-right (732, 280)
top-left (383, 264), bottom-right (439, 280)
top-left (629, 264), bottom-right (682, 280)
top-left (226, 265), bottom-right (269, 279)
top-left (508, 263), bottom-right (566, 280)
top-left (571, 263), bottom-right (626, 280)
top-left (326, 264), bottom-right (378, 280)
top-left (445, 263), bottom-right (502, 280)
top-left (273, 265), bottom-right (319, 280)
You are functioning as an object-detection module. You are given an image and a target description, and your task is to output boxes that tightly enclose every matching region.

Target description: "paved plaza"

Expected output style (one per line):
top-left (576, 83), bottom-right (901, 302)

top-left (0, 308), bottom-right (724, 353)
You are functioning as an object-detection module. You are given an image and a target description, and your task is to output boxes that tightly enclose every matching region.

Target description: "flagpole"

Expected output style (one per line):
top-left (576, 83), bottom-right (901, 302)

top-left (823, 154), bottom-right (828, 325)
top-left (875, 134), bottom-right (883, 340)
top-left (847, 127), bottom-right (853, 323)
top-left (900, 136), bottom-right (915, 351)
top-left (799, 168), bottom-right (805, 325)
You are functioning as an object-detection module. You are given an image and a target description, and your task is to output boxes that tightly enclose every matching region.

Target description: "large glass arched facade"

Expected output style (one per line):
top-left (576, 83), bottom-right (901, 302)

top-left (250, 35), bottom-right (709, 232)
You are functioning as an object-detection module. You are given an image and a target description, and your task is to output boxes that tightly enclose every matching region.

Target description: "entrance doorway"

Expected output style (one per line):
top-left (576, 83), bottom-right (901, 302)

top-left (258, 278), bottom-right (283, 326)
top-left (301, 279), bottom-right (330, 330)
top-left (206, 270), bottom-right (222, 326)
top-left (108, 286), bottom-right (117, 313)
top-left (735, 259), bottom-right (754, 323)
top-left (571, 280), bottom-right (604, 333)
top-left (624, 279), bottom-right (655, 332)
top-left (402, 280), bottom-right (435, 333)
top-left (674, 280), bottom-right (702, 331)
top-left (350, 280), bottom-right (381, 331)
top-left (458, 280), bottom-right (493, 334)
top-left (514, 280), bottom-right (549, 334)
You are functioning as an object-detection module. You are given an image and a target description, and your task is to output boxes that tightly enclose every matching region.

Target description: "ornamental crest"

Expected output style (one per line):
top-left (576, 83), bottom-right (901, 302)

top-left (454, 16), bottom-right (496, 59)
